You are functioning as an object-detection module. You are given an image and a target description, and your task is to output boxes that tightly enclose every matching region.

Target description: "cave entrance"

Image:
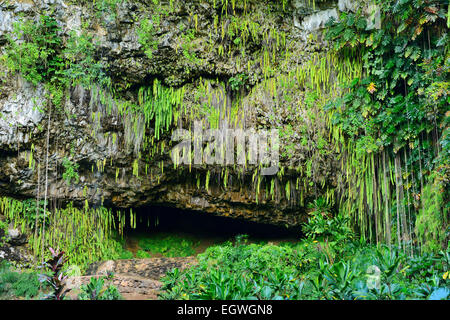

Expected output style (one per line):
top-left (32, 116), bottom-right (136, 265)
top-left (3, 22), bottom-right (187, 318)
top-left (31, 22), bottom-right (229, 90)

top-left (121, 206), bottom-right (301, 257)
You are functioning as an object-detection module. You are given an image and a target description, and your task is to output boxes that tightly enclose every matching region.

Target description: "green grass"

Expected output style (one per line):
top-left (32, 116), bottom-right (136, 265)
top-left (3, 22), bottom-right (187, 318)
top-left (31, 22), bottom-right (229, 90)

top-left (0, 262), bottom-right (42, 299)
top-left (118, 249), bottom-right (134, 260)
top-left (137, 234), bottom-right (200, 258)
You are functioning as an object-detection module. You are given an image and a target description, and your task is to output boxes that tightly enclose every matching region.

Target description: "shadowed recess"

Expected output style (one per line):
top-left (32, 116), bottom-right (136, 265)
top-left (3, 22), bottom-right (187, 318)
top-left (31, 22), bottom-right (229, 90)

top-left (123, 206), bottom-right (302, 240)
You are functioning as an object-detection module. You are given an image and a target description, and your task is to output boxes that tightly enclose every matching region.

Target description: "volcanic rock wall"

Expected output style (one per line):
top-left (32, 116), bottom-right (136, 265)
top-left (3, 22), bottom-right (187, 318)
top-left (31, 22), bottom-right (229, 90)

top-left (0, 0), bottom-right (369, 226)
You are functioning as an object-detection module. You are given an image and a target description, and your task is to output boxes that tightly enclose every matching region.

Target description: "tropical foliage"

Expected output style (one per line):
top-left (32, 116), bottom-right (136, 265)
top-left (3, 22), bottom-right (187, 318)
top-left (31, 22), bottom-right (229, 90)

top-left (160, 233), bottom-right (450, 300)
top-left (324, 0), bottom-right (449, 251)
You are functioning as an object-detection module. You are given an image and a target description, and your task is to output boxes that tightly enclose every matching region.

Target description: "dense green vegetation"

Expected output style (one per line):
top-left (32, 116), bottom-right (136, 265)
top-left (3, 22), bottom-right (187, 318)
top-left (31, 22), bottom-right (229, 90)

top-left (324, 0), bottom-right (449, 252)
top-left (0, 247), bottom-right (123, 300)
top-left (159, 185), bottom-right (449, 300)
top-left (0, 197), bottom-right (128, 270)
top-left (0, 262), bottom-right (42, 299)
top-left (77, 275), bottom-right (122, 300)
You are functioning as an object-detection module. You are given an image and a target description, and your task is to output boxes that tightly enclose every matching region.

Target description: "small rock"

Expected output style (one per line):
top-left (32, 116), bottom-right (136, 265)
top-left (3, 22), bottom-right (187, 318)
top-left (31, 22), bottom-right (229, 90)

top-left (7, 227), bottom-right (20, 239)
top-left (300, 9), bottom-right (338, 31)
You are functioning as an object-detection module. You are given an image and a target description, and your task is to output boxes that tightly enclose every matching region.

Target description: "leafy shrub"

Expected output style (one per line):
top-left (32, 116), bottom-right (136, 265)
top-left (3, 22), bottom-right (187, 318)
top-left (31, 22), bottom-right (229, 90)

top-left (62, 157), bottom-right (80, 186)
top-left (159, 238), bottom-right (306, 300)
top-left (1, 13), bottom-right (111, 99)
top-left (325, 1), bottom-right (448, 152)
top-left (63, 30), bottom-right (110, 88)
top-left (302, 198), bottom-right (353, 243)
top-left (11, 272), bottom-right (40, 298)
top-left (0, 262), bottom-right (41, 299)
top-left (94, 0), bottom-right (122, 19)
top-left (136, 249), bottom-right (151, 258)
top-left (1, 15), bottom-right (63, 86)
top-left (118, 249), bottom-right (134, 260)
top-left (229, 73), bottom-right (249, 91)
top-left (78, 275), bottom-right (122, 300)
top-left (415, 181), bottom-right (448, 252)
top-left (137, 17), bottom-right (160, 60)
top-left (181, 28), bottom-right (202, 65)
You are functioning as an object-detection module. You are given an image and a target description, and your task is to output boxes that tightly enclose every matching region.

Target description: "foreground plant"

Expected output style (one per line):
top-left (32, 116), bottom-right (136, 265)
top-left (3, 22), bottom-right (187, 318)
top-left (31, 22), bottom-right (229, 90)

top-left (38, 248), bottom-right (68, 300)
top-left (0, 261), bottom-right (41, 299)
top-left (77, 274), bottom-right (122, 300)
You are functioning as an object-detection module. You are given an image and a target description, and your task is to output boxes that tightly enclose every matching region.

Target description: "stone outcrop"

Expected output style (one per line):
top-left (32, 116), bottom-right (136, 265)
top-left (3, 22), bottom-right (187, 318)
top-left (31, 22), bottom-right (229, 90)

top-left (0, 215), bottom-right (31, 264)
top-left (0, 0), bottom-right (370, 227)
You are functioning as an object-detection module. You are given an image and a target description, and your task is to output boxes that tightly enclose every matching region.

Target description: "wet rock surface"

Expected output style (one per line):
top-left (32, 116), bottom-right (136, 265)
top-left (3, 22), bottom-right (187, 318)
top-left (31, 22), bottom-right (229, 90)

top-left (0, 214), bottom-right (30, 263)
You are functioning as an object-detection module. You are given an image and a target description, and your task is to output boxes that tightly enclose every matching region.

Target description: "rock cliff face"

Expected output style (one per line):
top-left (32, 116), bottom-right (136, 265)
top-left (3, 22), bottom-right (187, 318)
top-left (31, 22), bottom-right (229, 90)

top-left (0, 0), bottom-right (366, 226)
